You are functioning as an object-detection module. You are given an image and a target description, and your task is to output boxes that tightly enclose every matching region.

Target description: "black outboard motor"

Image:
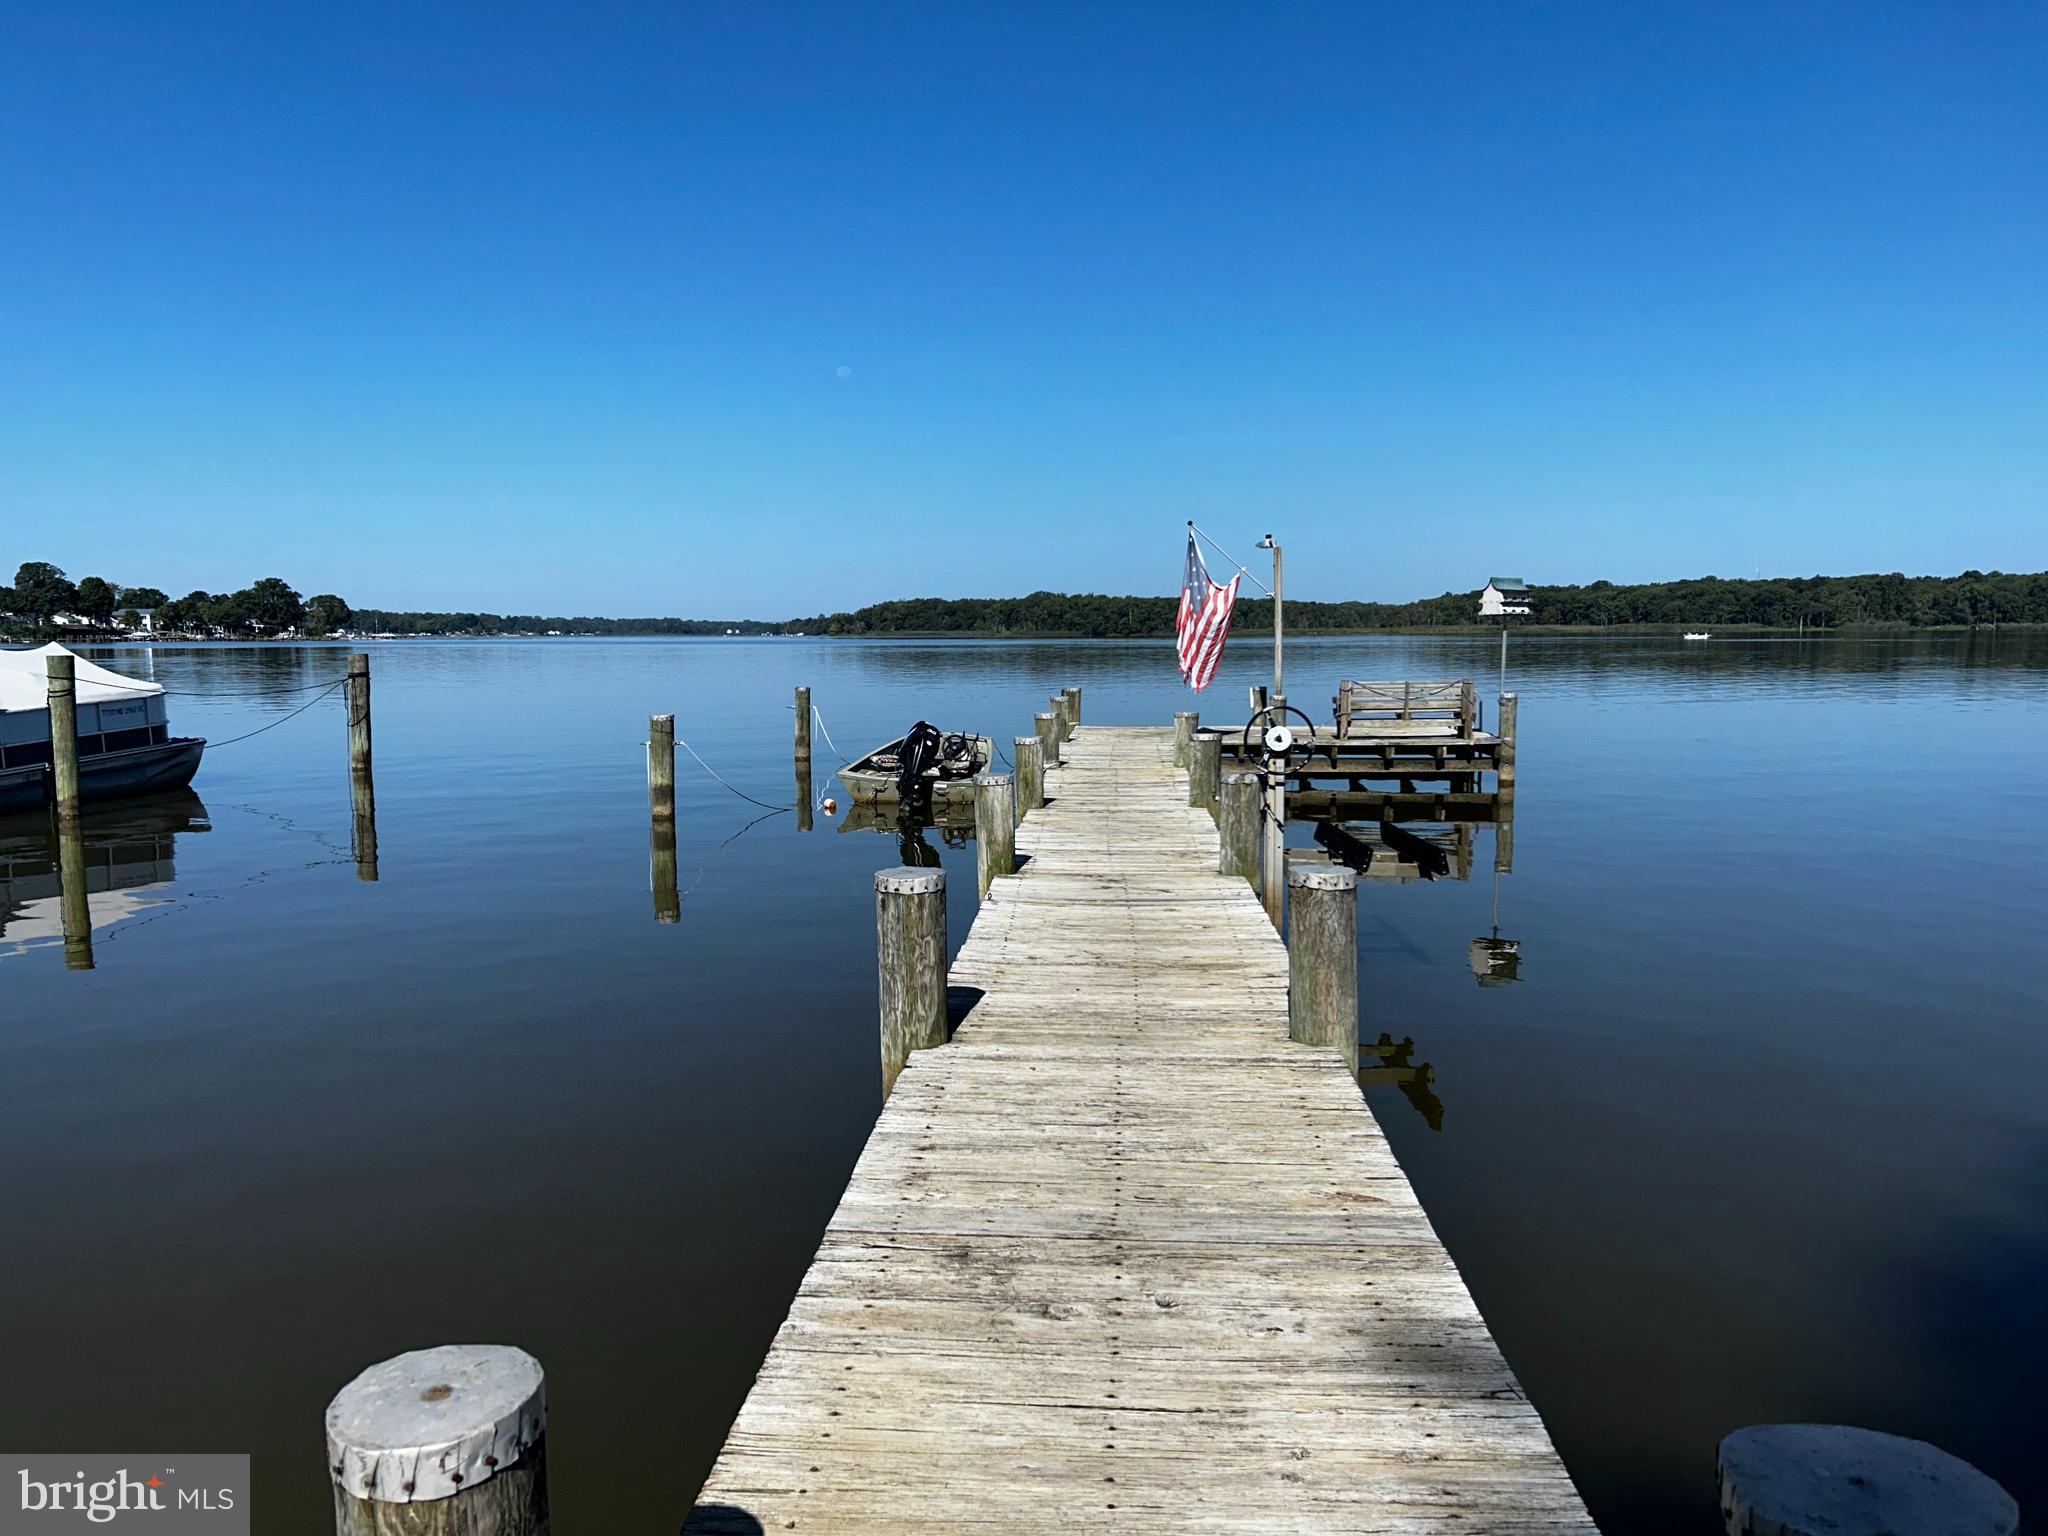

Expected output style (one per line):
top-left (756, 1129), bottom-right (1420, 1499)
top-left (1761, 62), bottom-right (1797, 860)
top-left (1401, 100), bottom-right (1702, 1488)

top-left (896, 720), bottom-right (945, 806)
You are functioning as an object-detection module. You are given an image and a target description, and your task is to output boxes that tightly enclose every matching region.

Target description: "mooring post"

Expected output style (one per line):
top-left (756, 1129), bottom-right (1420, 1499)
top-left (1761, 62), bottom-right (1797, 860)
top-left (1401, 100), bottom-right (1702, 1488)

top-left (1062, 686), bottom-right (1082, 725)
top-left (877, 866), bottom-right (947, 1095)
top-left (1014, 736), bottom-right (1045, 815)
top-left (1051, 693), bottom-right (1073, 743)
top-left (326, 1344), bottom-right (549, 1536)
top-left (46, 653), bottom-right (80, 821)
top-left (341, 654), bottom-right (378, 881)
top-left (973, 772), bottom-right (1016, 897)
top-left (1260, 769), bottom-right (1287, 930)
top-left (793, 685), bottom-right (812, 763)
top-left (1716, 1424), bottom-right (2016, 1536)
top-left (1288, 864), bottom-right (1358, 1067)
top-left (648, 713), bottom-right (676, 822)
top-left (1188, 729), bottom-right (1222, 815)
top-left (1497, 691), bottom-right (1518, 788)
top-left (1035, 710), bottom-right (1060, 768)
top-left (652, 821), bottom-right (680, 924)
top-left (1219, 771), bottom-right (1261, 883)
top-left (346, 654), bottom-right (373, 781)
top-left (1172, 710), bottom-right (1198, 768)
top-left (57, 817), bottom-right (93, 972)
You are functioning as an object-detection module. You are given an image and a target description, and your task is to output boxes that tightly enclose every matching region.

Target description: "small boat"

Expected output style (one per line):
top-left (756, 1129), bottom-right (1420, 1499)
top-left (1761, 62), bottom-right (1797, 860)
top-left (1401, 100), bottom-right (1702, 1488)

top-left (836, 721), bottom-right (992, 808)
top-left (0, 644), bottom-right (206, 815)
top-left (1683, 631), bottom-right (1711, 641)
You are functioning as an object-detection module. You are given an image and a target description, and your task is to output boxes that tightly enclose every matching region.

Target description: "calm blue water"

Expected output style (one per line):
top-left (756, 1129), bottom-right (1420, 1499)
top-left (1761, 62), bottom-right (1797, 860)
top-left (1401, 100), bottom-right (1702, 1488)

top-left (3, 633), bottom-right (2044, 1531)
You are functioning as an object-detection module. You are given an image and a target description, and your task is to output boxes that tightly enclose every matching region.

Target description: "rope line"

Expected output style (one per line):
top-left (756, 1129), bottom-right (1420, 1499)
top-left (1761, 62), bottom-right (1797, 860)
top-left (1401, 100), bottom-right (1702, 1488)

top-left (203, 679), bottom-right (351, 749)
top-left (673, 733), bottom-right (796, 812)
top-left (809, 704), bottom-right (851, 763)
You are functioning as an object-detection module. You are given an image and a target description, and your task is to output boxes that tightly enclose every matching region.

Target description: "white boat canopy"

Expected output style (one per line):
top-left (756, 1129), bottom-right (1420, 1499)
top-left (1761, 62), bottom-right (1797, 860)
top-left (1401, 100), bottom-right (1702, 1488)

top-left (0, 643), bottom-right (164, 714)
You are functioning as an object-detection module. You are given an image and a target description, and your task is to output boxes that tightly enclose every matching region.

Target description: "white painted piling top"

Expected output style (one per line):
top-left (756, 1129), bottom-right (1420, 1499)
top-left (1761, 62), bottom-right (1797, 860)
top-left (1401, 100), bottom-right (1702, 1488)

top-left (1288, 865), bottom-right (1358, 892)
top-left (326, 1344), bottom-right (545, 1504)
top-left (876, 867), bottom-right (946, 895)
top-left (1717, 1424), bottom-right (2016, 1536)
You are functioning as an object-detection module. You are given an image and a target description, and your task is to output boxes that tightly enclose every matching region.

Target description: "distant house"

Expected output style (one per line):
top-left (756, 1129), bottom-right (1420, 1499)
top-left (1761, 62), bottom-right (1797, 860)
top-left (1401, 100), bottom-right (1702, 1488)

top-left (1478, 577), bottom-right (1532, 619)
top-left (117, 608), bottom-right (157, 634)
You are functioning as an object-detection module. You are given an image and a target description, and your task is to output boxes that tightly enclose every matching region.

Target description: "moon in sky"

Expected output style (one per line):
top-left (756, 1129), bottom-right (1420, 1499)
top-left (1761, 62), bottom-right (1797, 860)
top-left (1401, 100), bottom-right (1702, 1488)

top-left (836, 364), bottom-right (853, 381)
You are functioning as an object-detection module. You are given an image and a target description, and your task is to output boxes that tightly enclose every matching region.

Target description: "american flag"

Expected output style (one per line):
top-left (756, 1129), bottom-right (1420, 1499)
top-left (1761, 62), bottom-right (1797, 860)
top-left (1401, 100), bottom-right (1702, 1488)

top-left (1176, 529), bottom-right (1240, 692)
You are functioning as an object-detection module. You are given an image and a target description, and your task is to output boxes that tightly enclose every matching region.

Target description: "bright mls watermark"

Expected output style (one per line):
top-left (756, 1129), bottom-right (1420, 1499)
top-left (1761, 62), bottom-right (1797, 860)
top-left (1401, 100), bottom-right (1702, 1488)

top-left (2, 1456), bottom-right (247, 1533)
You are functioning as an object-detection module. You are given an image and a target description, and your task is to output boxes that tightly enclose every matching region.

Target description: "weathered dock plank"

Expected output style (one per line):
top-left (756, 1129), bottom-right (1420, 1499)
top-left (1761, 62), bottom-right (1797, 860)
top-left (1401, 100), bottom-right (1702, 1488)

top-left (690, 724), bottom-right (1592, 1533)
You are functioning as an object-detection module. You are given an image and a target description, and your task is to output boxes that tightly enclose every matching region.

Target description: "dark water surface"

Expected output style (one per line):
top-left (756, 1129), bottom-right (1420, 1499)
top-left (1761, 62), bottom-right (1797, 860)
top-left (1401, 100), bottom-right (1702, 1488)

top-left (4, 634), bottom-right (2043, 1531)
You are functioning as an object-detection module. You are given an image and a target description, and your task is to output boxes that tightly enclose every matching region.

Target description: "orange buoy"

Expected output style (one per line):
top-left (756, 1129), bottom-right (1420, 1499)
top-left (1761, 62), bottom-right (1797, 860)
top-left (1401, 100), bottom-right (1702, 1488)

top-left (822, 797), bottom-right (838, 816)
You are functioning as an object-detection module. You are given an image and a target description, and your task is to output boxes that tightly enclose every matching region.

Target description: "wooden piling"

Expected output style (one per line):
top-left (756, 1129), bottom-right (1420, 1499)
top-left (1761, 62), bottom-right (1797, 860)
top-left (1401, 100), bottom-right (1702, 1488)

top-left (652, 821), bottom-right (680, 924)
top-left (1261, 769), bottom-right (1287, 930)
top-left (1051, 694), bottom-right (1073, 743)
top-left (794, 686), bottom-right (812, 762)
top-left (1187, 729), bottom-right (1222, 815)
top-left (343, 657), bottom-right (378, 880)
top-left (46, 653), bottom-right (79, 821)
top-left (1717, 1424), bottom-right (2016, 1536)
top-left (648, 713), bottom-right (676, 822)
top-left (1172, 710), bottom-right (1198, 768)
top-left (1062, 686), bottom-right (1082, 725)
top-left (1219, 771), bottom-right (1261, 883)
top-left (345, 654), bottom-right (373, 782)
top-left (1288, 864), bottom-right (1358, 1066)
top-left (1035, 711), bottom-right (1061, 768)
top-left (796, 760), bottom-right (814, 833)
top-left (57, 816), bottom-right (93, 972)
top-left (1498, 691), bottom-right (1518, 788)
top-left (1014, 736), bottom-right (1045, 815)
top-left (877, 866), bottom-right (947, 1095)
top-left (327, 1344), bottom-right (548, 1536)
top-left (973, 772), bottom-right (1016, 897)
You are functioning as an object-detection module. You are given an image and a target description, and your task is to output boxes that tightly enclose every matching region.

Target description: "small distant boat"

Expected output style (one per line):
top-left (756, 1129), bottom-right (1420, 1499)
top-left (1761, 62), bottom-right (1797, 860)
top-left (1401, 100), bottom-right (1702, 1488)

top-left (837, 722), bottom-right (992, 808)
top-left (1683, 631), bottom-right (1711, 641)
top-left (0, 644), bottom-right (206, 814)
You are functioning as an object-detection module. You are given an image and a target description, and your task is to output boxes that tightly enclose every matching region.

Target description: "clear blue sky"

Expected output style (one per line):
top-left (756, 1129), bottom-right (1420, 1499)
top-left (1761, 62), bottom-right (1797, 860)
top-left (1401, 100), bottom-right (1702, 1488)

top-left (4, 2), bottom-right (2042, 616)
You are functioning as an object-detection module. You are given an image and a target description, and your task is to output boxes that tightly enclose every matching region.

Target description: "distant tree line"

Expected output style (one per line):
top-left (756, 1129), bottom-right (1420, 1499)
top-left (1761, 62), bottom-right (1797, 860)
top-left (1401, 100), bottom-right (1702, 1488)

top-left (8, 558), bottom-right (2044, 641)
top-left (1, 561), bottom-right (354, 637)
top-left (788, 570), bottom-right (2048, 635)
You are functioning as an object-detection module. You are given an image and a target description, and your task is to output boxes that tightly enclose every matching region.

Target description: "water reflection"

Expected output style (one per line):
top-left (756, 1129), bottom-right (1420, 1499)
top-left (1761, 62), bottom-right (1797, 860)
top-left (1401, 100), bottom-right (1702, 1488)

top-left (651, 822), bottom-right (680, 925)
top-left (1469, 860), bottom-right (1521, 986)
top-left (0, 791), bottom-right (210, 966)
top-left (1357, 1032), bottom-right (1444, 1131)
top-left (837, 798), bottom-right (974, 868)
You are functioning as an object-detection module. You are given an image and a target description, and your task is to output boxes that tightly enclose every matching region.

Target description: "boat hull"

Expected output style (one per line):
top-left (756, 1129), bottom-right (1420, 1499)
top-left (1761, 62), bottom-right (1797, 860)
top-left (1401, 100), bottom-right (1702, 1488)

top-left (0, 739), bottom-right (206, 815)
top-left (835, 733), bottom-right (993, 807)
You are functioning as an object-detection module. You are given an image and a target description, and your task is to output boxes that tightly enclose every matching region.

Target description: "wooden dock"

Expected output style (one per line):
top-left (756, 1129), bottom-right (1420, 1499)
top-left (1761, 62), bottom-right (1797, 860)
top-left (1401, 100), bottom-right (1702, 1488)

top-left (689, 724), bottom-right (1590, 1533)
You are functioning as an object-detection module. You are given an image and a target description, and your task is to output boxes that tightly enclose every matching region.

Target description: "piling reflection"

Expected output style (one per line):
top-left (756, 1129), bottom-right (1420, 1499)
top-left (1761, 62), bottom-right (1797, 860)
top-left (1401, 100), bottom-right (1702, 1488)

top-left (796, 760), bottom-right (813, 833)
top-left (57, 818), bottom-right (92, 970)
top-left (350, 767), bottom-right (379, 882)
top-left (651, 821), bottom-right (680, 925)
top-left (0, 791), bottom-right (210, 966)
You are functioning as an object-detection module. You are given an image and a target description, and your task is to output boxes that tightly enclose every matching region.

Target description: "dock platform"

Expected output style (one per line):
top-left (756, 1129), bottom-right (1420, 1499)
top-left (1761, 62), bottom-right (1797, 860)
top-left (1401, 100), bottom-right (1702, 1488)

top-left (689, 724), bottom-right (1589, 1533)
